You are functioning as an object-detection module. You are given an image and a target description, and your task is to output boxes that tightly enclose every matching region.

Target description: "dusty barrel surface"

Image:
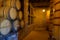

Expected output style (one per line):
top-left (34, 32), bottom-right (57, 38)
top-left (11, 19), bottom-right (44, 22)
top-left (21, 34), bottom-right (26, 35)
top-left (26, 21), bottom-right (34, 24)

top-left (5, 0), bottom-right (21, 10)
top-left (15, 0), bottom-right (21, 10)
top-left (4, 0), bottom-right (15, 7)
top-left (53, 0), bottom-right (60, 10)
top-left (11, 0), bottom-right (16, 7)
top-left (0, 19), bottom-right (11, 35)
top-left (0, 7), bottom-right (9, 18)
top-left (0, 7), bottom-right (4, 17)
top-left (13, 20), bottom-right (20, 31)
top-left (0, 0), bottom-right (3, 7)
top-left (19, 11), bottom-right (23, 20)
top-left (4, 0), bottom-right (11, 7)
top-left (20, 20), bottom-right (24, 28)
top-left (52, 0), bottom-right (60, 40)
top-left (8, 7), bottom-right (17, 20)
top-left (3, 6), bottom-right (10, 18)
top-left (3, 7), bottom-right (17, 20)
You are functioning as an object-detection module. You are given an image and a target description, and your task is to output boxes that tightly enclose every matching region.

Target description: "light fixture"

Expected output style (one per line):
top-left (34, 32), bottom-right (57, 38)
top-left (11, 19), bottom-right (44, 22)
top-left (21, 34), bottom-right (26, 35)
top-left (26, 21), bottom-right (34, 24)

top-left (42, 9), bottom-right (45, 12)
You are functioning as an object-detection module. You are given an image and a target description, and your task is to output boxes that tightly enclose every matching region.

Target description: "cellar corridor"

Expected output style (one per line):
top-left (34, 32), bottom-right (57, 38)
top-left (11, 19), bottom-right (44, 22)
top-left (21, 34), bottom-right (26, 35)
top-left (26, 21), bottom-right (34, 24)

top-left (0, 0), bottom-right (60, 40)
top-left (23, 23), bottom-right (49, 40)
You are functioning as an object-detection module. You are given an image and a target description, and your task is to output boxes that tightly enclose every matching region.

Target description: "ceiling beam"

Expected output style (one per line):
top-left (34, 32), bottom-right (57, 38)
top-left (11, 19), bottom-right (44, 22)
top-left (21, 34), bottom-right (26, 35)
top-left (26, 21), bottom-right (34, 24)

top-left (32, 2), bottom-right (50, 7)
top-left (30, 0), bottom-right (50, 3)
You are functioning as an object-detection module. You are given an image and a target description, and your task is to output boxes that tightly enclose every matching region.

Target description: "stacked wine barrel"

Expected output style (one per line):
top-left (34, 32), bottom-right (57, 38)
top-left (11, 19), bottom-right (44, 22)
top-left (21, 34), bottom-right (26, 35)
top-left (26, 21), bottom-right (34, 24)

top-left (49, 0), bottom-right (55, 40)
top-left (0, 0), bottom-right (24, 40)
top-left (50, 0), bottom-right (60, 40)
top-left (0, 0), bottom-right (3, 7)
top-left (54, 0), bottom-right (60, 40)
top-left (18, 11), bottom-right (24, 28)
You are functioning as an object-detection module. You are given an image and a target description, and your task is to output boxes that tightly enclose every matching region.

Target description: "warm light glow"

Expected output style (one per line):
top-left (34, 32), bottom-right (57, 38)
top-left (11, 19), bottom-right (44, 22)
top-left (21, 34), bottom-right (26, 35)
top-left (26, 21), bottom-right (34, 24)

top-left (46, 10), bottom-right (50, 20)
top-left (42, 9), bottom-right (45, 12)
top-left (46, 9), bottom-right (50, 23)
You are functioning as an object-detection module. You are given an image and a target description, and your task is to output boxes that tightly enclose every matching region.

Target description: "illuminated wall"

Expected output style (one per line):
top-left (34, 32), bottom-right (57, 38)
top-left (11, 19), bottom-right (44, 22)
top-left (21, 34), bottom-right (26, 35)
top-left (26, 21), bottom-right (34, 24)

top-left (33, 8), bottom-right (48, 30)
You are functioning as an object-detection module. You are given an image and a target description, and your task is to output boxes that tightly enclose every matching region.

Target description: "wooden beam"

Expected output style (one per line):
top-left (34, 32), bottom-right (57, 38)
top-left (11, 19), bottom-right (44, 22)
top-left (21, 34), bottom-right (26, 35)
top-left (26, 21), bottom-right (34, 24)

top-left (32, 2), bottom-right (50, 7)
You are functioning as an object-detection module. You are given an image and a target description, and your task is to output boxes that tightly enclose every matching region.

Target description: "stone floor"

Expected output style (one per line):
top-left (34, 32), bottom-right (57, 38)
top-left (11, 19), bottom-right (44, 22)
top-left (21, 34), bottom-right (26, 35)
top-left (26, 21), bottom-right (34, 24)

top-left (23, 30), bottom-right (49, 40)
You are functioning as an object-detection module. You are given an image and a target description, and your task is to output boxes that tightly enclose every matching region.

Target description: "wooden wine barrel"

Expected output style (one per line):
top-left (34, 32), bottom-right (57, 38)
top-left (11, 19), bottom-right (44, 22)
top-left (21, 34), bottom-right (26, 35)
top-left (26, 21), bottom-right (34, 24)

top-left (13, 20), bottom-right (20, 31)
top-left (19, 11), bottom-right (23, 20)
top-left (5, 0), bottom-right (16, 7)
top-left (0, 19), bottom-right (11, 35)
top-left (53, 0), bottom-right (60, 4)
top-left (20, 20), bottom-right (24, 28)
top-left (52, 0), bottom-right (60, 40)
top-left (0, 6), bottom-right (11, 19)
top-left (4, 6), bottom-right (10, 18)
top-left (0, 0), bottom-right (3, 7)
top-left (5, 0), bottom-right (11, 7)
top-left (11, 0), bottom-right (16, 7)
top-left (0, 7), bottom-right (4, 17)
top-left (52, 26), bottom-right (59, 40)
top-left (54, 3), bottom-right (60, 10)
top-left (53, 12), bottom-right (60, 17)
top-left (9, 7), bottom-right (17, 20)
top-left (53, 0), bottom-right (60, 10)
top-left (52, 19), bottom-right (60, 26)
top-left (16, 0), bottom-right (21, 10)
